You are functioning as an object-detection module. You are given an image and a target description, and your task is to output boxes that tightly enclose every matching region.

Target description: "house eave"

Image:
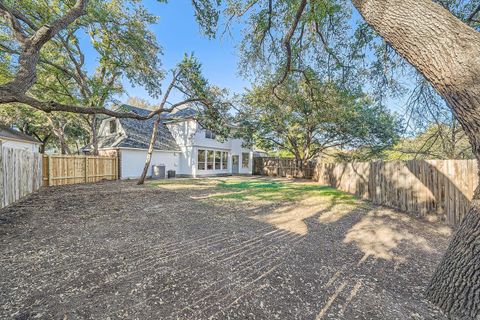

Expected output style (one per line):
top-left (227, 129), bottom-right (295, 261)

top-left (112, 146), bottom-right (181, 153)
top-left (0, 136), bottom-right (42, 145)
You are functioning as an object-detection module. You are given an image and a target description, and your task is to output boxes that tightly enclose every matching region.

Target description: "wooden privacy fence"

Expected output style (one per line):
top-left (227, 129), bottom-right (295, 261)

top-left (253, 157), bottom-right (316, 179)
top-left (43, 154), bottom-right (118, 186)
top-left (253, 157), bottom-right (478, 226)
top-left (0, 143), bottom-right (42, 208)
top-left (314, 160), bottom-right (478, 226)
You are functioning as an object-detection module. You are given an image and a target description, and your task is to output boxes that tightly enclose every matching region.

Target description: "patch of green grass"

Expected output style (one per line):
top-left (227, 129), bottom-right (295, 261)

top-left (149, 177), bottom-right (357, 205)
top-left (217, 180), bottom-right (283, 190)
top-left (150, 178), bottom-right (209, 186)
top-left (212, 179), bottom-right (356, 203)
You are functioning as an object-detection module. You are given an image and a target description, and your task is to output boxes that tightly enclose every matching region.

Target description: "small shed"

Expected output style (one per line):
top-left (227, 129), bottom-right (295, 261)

top-left (0, 125), bottom-right (42, 208)
top-left (0, 125), bottom-right (42, 152)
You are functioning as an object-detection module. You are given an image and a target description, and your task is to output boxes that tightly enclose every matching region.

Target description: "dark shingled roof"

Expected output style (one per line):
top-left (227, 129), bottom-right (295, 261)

top-left (0, 124), bottom-right (40, 144)
top-left (164, 107), bottom-right (198, 120)
top-left (92, 105), bottom-right (181, 151)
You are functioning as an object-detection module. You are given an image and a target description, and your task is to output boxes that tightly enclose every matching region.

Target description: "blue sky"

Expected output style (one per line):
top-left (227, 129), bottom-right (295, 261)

top-left (119, 0), bottom-right (248, 104)
top-left (109, 0), bottom-right (410, 116)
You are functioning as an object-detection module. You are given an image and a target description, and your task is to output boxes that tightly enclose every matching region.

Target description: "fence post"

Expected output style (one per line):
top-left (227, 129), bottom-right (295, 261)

top-left (84, 156), bottom-right (88, 183)
top-left (47, 155), bottom-right (52, 186)
top-left (115, 155), bottom-right (119, 180)
top-left (0, 141), bottom-right (3, 207)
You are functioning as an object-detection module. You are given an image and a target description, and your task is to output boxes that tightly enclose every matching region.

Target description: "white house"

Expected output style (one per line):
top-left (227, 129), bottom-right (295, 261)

top-left (0, 124), bottom-right (42, 152)
top-left (86, 105), bottom-right (253, 179)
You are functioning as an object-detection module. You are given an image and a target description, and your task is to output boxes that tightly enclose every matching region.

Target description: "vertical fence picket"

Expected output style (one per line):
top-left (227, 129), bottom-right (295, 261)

top-left (254, 157), bottom-right (477, 226)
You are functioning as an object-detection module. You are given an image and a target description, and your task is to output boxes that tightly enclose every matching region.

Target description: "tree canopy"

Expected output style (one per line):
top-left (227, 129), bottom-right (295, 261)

top-left (237, 71), bottom-right (399, 162)
top-left (0, 0), bottom-right (169, 119)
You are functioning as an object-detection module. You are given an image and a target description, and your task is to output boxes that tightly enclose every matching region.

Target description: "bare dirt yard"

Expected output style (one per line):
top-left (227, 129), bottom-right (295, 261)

top-left (0, 177), bottom-right (452, 319)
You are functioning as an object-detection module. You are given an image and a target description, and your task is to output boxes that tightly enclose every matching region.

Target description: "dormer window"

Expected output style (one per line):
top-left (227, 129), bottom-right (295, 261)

top-left (205, 129), bottom-right (216, 139)
top-left (109, 120), bottom-right (117, 134)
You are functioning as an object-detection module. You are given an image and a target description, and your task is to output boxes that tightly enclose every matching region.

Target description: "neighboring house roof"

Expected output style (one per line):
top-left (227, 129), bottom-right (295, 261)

top-left (163, 107), bottom-right (198, 121)
top-left (0, 124), bottom-right (41, 144)
top-left (87, 105), bottom-right (181, 152)
top-left (253, 148), bottom-right (268, 155)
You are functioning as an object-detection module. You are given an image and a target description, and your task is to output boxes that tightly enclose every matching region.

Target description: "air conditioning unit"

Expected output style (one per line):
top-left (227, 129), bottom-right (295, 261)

top-left (152, 164), bottom-right (166, 179)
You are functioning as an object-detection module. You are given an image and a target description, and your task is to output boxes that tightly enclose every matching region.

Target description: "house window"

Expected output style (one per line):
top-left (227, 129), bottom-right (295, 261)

top-left (242, 152), bottom-right (250, 168)
top-left (198, 149), bottom-right (206, 170)
top-left (205, 129), bottom-right (216, 139)
top-left (222, 152), bottom-right (228, 170)
top-left (207, 150), bottom-right (214, 170)
top-left (198, 149), bottom-right (229, 171)
top-left (215, 151), bottom-right (221, 170)
top-left (109, 120), bottom-right (117, 134)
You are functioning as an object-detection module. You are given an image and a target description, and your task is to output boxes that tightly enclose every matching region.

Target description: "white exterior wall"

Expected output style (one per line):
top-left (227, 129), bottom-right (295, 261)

top-left (193, 125), bottom-right (252, 176)
top-left (0, 138), bottom-right (39, 152)
top-left (167, 120), bottom-right (252, 177)
top-left (119, 148), bottom-right (179, 179)
top-left (166, 120), bottom-right (197, 176)
top-left (230, 139), bottom-right (253, 175)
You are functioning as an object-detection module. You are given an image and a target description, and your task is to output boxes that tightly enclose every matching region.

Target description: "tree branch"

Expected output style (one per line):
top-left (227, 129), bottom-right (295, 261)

top-left (0, 0), bottom-right (87, 94)
top-left (278, 0), bottom-right (307, 85)
top-left (0, 2), bottom-right (28, 43)
top-left (9, 6), bottom-right (38, 31)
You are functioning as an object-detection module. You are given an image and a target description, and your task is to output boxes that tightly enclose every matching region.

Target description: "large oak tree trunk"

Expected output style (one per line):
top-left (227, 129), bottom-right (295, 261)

top-left (351, 0), bottom-right (480, 317)
top-left (427, 191), bottom-right (480, 319)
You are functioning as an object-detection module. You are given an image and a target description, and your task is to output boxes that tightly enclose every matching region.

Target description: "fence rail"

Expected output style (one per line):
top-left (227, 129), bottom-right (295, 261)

top-left (254, 157), bottom-right (478, 226)
top-left (43, 154), bottom-right (118, 186)
top-left (0, 143), bottom-right (42, 208)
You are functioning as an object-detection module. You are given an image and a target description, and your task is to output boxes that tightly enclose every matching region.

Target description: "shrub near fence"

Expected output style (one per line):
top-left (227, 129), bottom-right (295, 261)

top-left (254, 157), bottom-right (478, 226)
top-left (43, 154), bottom-right (118, 186)
top-left (0, 143), bottom-right (42, 208)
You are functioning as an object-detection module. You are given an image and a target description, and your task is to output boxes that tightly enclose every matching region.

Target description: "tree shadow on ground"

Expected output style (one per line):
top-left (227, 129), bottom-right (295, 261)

top-left (0, 179), bottom-right (452, 319)
top-left (317, 160), bottom-right (474, 227)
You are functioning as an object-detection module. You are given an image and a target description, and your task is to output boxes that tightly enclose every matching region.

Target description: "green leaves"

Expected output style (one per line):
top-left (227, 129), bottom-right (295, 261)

top-left (0, 0), bottom-right (164, 105)
top-left (192, 0), bottom-right (221, 38)
top-left (237, 73), bottom-right (399, 161)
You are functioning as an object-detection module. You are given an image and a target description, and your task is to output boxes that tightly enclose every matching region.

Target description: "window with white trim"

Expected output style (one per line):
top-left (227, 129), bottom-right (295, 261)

top-left (109, 120), bottom-right (117, 134)
top-left (198, 149), bottom-right (229, 171)
top-left (205, 129), bottom-right (216, 139)
top-left (222, 152), bottom-right (228, 170)
top-left (198, 149), bottom-right (206, 170)
top-left (207, 150), bottom-right (214, 170)
top-left (215, 151), bottom-right (221, 169)
top-left (242, 152), bottom-right (250, 168)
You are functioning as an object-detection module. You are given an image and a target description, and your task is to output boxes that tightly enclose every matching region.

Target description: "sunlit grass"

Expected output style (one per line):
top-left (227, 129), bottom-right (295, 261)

top-left (150, 177), bottom-right (357, 204)
top-left (214, 179), bottom-right (354, 203)
top-left (149, 177), bottom-right (363, 234)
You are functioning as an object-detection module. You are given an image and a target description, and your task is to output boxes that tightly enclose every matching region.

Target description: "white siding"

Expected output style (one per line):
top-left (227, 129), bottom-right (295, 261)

top-left (98, 118), bottom-right (124, 137)
top-left (0, 139), bottom-right (39, 152)
top-left (119, 148), bottom-right (179, 179)
top-left (166, 120), bottom-right (197, 176)
top-left (165, 120), bottom-right (254, 177)
top-left (233, 140), bottom-right (253, 175)
top-left (194, 136), bottom-right (253, 177)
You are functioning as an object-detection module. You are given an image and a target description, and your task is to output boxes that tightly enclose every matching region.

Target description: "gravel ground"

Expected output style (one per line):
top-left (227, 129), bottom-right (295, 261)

top-left (0, 179), bottom-right (451, 319)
